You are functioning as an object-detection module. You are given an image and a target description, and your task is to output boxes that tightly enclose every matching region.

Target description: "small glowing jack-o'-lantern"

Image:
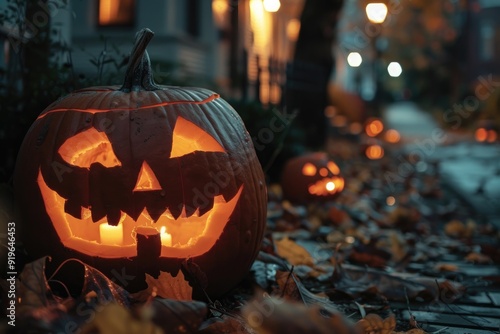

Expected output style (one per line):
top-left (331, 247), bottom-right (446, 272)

top-left (384, 129), bottom-right (401, 144)
top-left (365, 118), bottom-right (384, 137)
top-left (365, 144), bottom-right (385, 160)
top-left (475, 127), bottom-right (497, 143)
top-left (13, 29), bottom-right (267, 296)
top-left (475, 120), bottom-right (498, 143)
top-left (281, 152), bottom-right (345, 203)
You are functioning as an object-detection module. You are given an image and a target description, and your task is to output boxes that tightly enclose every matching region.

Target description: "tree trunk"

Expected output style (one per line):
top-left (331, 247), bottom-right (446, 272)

top-left (286, 0), bottom-right (344, 149)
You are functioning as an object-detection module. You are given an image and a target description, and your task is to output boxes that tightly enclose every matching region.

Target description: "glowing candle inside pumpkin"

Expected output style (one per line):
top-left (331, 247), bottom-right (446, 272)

top-left (326, 181), bottom-right (335, 192)
top-left (99, 223), bottom-right (123, 245)
top-left (160, 226), bottom-right (172, 247)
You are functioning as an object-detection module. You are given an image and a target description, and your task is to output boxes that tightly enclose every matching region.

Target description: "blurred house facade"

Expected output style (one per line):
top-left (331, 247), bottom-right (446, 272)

top-left (0, 0), bottom-right (304, 103)
top-left (460, 0), bottom-right (500, 84)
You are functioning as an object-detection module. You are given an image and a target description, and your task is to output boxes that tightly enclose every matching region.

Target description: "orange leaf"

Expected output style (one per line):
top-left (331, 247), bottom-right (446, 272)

top-left (136, 271), bottom-right (193, 301)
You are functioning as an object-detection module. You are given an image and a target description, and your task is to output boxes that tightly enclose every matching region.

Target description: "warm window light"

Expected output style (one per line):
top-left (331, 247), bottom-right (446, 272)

top-left (287, 19), bottom-right (300, 42)
top-left (347, 52), bottom-right (363, 67)
top-left (98, 0), bottom-right (135, 26)
top-left (263, 0), bottom-right (280, 12)
top-left (212, 0), bottom-right (229, 28)
top-left (388, 62), bottom-right (403, 77)
top-left (365, 3), bottom-right (388, 24)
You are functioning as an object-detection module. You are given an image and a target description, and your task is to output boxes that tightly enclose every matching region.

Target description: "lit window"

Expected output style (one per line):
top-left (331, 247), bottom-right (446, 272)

top-left (98, 0), bottom-right (135, 26)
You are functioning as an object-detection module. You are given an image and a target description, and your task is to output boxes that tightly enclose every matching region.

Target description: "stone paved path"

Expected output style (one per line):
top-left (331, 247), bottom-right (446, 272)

top-left (384, 102), bottom-right (500, 226)
top-left (383, 102), bottom-right (500, 334)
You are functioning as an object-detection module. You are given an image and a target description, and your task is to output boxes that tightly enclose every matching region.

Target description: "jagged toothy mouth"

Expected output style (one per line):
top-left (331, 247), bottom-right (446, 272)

top-left (37, 170), bottom-right (243, 258)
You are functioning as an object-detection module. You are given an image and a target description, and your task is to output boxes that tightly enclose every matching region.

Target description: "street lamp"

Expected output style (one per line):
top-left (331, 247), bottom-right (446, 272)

top-left (365, 2), bottom-right (388, 117)
top-left (347, 52), bottom-right (363, 67)
top-left (263, 0), bottom-right (280, 13)
top-left (387, 62), bottom-right (402, 77)
top-left (365, 3), bottom-right (388, 24)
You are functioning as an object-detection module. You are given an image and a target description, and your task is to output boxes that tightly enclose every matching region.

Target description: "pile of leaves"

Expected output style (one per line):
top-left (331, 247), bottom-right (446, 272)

top-left (3, 139), bottom-right (500, 334)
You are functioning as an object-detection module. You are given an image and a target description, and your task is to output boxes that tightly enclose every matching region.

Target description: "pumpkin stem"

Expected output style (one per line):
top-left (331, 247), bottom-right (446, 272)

top-left (120, 28), bottom-right (161, 92)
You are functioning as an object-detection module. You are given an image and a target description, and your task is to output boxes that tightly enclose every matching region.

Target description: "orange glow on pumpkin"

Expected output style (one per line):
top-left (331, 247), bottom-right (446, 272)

top-left (38, 170), bottom-right (243, 258)
top-left (308, 177), bottom-right (345, 196)
top-left (365, 119), bottom-right (384, 137)
top-left (37, 116), bottom-right (243, 259)
top-left (171, 117), bottom-right (226, 158)
top-left (366, 145), bottom-right (384, 160)
top-left (58, 128), bottom-right (121, 168)
top-left (133, 162), bottom-right (161, 191)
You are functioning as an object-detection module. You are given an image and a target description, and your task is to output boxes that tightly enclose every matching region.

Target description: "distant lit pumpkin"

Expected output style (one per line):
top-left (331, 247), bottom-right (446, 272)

top-left (365, 144), bottom-right (384, 160)
top-left (365, 118), bottom-right (384, 137)
top-left (13, 29), bottom-right (267, 296)
top-left (281, 152), bottom-right (344, 203)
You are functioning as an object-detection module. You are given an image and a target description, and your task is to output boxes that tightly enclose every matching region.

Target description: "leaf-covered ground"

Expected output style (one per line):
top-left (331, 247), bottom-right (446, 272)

top-left (2, 136), bottom-right (500, 334)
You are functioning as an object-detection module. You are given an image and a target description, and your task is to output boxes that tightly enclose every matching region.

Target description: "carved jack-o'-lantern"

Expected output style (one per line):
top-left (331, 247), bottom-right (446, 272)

top-left (13, 29), bottom-right (267, 296)
top-left (281, 152), bottom-right (344, 204)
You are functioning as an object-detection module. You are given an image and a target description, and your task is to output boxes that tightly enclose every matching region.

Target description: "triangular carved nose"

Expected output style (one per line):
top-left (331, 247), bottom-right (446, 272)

top-left (133, 161), bottom-right (161, 191)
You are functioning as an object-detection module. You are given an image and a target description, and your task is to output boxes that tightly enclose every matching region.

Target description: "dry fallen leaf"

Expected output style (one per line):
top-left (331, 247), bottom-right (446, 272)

top-left (80, 303), bottom-right (161, 334)
top-left (242, 296), bottom-right (352, 334)
top-left (147, 298), bottom-right (207, 333)
top-left (134, 271), bottom-right (193, 301)
top-left (80, 260), bottom-right (130, 307)
top-left (465, 252), bottom-right (492, 264)
top-left (433, 263), bottom-right (459, 272)
top-left (199, 315), bottom-right (256, 334)
top-left (444, 219), bottom-right (476, 238)
top-left (274, 237), bottom-right (315, 267)
top-left (274, 270), bottom-right (338, 315)
top-left (16, 256), bottom-right (59, 317)
top-left (332, 264), bottom-right (464, 302)
top-left (355, 313), bottom-right (396, 334)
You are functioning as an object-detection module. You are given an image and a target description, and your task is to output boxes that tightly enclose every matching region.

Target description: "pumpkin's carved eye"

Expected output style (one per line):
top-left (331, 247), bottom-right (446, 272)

top-left (170, 116), bottom-right (225, 158)
top-left (58, 128), bottom-right (121, 168)
top-left (327, 161), bottom-right (340, 175)
top-left (302, 163), bottom-right (317, 176)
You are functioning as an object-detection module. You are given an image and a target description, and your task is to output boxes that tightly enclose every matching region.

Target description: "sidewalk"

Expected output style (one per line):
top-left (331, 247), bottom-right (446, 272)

top-left (383, 102), bottom-right (500, 225)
